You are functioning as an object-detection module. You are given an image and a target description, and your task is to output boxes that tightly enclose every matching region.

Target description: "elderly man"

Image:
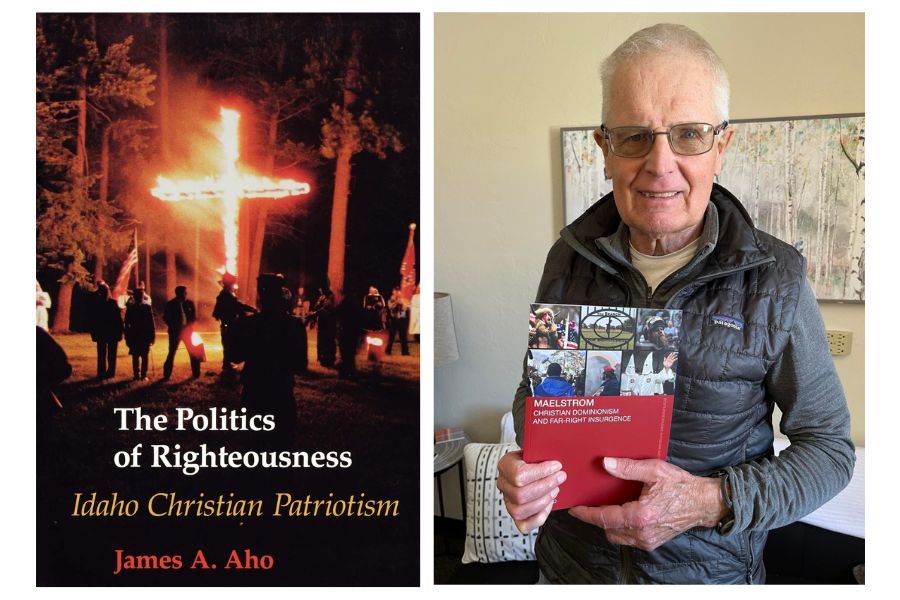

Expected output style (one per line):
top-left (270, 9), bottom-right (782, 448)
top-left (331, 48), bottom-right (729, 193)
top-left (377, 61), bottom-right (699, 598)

top-left (496, 23), bottom-right (854, 584)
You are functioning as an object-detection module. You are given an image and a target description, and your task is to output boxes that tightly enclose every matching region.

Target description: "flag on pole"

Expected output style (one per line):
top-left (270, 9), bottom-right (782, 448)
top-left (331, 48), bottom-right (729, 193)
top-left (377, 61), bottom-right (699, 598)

top-left (111, 233), bottom-right (139, 301)
top-left (399, 223), bottom-right (417, 301)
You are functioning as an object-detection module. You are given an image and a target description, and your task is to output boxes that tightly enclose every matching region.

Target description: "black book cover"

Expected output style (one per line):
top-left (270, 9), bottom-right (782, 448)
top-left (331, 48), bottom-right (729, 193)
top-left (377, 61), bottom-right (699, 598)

top-left (36, 12), bottom-right (420, 586)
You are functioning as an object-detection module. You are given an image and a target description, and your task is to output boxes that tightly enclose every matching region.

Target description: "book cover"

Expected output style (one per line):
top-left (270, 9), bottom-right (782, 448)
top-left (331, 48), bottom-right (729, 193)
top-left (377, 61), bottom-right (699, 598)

top-left (36, 13), bottom-right (419, 586)
top-left (522, 304), bottom-right (680, 509)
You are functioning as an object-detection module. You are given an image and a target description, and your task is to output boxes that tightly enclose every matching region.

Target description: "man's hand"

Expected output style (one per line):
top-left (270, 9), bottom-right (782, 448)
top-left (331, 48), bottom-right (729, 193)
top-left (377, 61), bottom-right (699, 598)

top-left (663, 352), bottom-right (678, 370)
top-left (496, 450), bottom-right (566, 534)
top-left (568, 457), bottom-right (727, 551)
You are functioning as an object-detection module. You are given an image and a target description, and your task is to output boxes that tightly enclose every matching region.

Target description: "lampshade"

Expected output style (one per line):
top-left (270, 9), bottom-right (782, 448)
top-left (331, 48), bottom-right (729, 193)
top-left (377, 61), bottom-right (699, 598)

top-left (434, 292), bottom-right (460, 367)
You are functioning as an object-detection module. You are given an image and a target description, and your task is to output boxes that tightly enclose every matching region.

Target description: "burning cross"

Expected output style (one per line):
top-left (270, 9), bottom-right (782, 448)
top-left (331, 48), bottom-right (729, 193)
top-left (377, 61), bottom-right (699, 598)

top-left (151, 107), bottom-right (310, 275)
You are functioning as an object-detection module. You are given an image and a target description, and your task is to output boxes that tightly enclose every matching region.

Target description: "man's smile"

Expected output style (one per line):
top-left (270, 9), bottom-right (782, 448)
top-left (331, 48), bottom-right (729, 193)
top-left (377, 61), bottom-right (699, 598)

top-left (639, 191), bottom-right (682, 199)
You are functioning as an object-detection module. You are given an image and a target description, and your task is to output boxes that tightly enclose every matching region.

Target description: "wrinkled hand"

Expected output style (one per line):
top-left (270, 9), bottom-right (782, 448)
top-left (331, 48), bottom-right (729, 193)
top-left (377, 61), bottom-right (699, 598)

top-left (568, 457), bottom-right (726, 551)
top-left (496, 450), bottom-right (567, 534)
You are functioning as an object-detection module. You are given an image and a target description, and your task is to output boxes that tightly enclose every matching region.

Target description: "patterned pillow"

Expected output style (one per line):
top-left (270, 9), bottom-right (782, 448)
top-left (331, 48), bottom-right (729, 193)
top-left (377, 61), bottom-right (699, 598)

top-left (461, 442), bottom-right (538, 563)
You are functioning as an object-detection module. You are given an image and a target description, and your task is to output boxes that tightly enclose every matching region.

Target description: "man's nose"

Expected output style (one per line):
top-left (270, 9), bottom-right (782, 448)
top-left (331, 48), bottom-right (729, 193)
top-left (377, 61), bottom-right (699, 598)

top-left (643, 132), bottom-right (677, 176)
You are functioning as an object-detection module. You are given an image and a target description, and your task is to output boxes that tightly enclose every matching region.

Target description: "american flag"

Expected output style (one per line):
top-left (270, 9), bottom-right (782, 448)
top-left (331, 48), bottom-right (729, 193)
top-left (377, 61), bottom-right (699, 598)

top-left (399, 223), bottom-right (417, 301)
top-left (111, 241), bottom-right (139, 300)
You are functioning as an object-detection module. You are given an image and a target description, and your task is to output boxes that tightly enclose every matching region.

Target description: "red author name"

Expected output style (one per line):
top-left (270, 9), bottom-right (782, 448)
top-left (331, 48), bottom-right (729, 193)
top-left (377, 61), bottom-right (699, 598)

top-left (113, 548), bottom-right (273, 575)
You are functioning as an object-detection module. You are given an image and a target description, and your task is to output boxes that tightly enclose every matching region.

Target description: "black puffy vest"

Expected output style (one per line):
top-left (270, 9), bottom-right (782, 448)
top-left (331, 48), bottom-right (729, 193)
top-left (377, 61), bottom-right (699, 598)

top-left (527, 184), bottom-right (805, 583)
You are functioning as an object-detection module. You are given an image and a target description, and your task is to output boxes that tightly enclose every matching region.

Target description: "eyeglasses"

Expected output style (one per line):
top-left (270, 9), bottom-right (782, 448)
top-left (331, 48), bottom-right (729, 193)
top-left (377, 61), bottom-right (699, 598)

top-left (598, 121), bottom-right (729, 158)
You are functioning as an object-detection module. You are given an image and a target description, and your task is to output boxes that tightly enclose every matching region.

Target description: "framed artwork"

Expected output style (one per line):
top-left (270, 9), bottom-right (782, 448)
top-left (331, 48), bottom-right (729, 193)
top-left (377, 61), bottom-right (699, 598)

top-left (560, 114), bottom-right (865, 302)
top-left (561, 126), bottom-right (613, 227)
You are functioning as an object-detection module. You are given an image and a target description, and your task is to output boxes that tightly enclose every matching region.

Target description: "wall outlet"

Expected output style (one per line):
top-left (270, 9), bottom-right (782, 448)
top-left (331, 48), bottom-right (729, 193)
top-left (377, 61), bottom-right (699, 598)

top-left (826, 330), bottom-right (852, 356)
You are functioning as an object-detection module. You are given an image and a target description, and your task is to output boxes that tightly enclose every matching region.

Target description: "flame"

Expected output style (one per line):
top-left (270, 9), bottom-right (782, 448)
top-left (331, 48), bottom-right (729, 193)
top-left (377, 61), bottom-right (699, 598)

top-left (366, 336), bottom-right (384, 347)
top-left (150, 107), bottom-right (310, 276)
top-left (190, 331), bottom-right (204, 346)
top-left (220, 109), bottom-right (240, 275)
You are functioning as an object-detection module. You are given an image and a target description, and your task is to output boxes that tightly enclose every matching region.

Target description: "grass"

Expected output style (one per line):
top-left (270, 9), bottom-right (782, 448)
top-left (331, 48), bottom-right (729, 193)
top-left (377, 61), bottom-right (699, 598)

top-left (38, 329), bottom-right (421, 586)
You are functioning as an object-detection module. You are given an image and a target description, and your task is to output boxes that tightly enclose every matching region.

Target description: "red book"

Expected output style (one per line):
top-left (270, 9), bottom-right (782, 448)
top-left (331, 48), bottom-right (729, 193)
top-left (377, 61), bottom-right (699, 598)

top-left (523, 394), bottom-right (673, 510)
top-left (523, 303), bottom-right (682, 509)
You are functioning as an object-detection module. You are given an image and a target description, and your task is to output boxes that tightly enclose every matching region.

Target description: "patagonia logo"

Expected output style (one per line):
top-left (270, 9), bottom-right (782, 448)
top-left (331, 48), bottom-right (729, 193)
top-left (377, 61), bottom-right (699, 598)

top-left (711, 314), bottom-right (744, 331)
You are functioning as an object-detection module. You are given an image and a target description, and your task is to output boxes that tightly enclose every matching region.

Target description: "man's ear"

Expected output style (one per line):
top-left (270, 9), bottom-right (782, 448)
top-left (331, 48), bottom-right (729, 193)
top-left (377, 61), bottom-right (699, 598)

top-left (593, 128), bottom-right (609, 160)
top-left (714, 127), bottom-right (734, 175)
top-left (594, 128), bottom-right (612, 179)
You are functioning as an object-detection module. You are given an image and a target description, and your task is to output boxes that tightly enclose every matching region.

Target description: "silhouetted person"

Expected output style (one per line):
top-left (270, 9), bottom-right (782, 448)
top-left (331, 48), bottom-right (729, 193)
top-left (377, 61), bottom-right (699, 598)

top-left (36, 326), bottom-right (71, 425)
top-left (125, 281), bottom-right (152, 307)
top-left (212, 273), bottom-right (256, 373)
top-left (292, 285), bottom-right (311, 324)
top-left (336, 290), bottom-right (364, 379)
top-left (36, 326), bottom-right (71, 490)
top-left (311, 285), bottom-right (337, 368)
top-left (232, 274), bottom-right (308, 446)
top-left (385, 286), bottom-right (410, 356)
top-left (363, 285), bottom-right (386, 331)
top-left (162, 285), bottom-right (200, 379)
top-left (88, 281), bottom-right (123, 379)
top-left (124, 286), bottom-right (156, 381)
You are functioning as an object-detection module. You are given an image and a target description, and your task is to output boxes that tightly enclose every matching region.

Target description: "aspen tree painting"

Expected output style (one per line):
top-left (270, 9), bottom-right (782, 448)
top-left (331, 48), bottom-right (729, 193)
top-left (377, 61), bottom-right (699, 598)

top-left (719, 115), bottom-right (864, 301)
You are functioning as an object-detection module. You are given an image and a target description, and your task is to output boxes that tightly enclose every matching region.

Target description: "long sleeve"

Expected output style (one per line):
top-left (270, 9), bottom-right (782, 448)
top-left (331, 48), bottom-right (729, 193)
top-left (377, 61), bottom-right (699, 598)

top-left (723, 279), bottom-right (855, 533)
top-left (513, 353), bottom-right (531, 448)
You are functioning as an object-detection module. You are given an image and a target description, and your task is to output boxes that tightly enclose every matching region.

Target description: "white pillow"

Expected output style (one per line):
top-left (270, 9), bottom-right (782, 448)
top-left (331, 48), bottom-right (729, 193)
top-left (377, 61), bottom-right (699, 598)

top-left (500, 411), bottom-right (517, 444)
top-left (461, 442), bottom-right (538, 563)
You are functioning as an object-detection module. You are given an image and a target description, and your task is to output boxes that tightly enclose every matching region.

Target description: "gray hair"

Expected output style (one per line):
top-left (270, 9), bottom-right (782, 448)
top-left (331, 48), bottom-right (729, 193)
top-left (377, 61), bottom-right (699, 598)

top-left (600, 23), bottom-right (730, 123)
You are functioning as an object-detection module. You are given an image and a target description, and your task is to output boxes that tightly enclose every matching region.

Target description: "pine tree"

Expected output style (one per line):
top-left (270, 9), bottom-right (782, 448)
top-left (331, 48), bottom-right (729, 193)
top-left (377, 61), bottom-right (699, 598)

top-left (307, 23), bottom-right (404, 299)
top-left (36, 14), bottom-right (155, 332)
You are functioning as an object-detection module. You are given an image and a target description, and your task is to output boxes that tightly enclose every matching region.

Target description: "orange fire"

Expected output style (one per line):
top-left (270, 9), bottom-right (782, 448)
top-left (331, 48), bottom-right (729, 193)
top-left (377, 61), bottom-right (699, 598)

top-left (151, 107), bottom-right (310, 275)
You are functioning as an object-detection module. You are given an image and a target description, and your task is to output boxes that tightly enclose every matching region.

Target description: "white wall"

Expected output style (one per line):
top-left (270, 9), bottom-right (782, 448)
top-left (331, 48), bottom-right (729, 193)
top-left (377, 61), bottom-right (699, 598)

top-left (435, 13), bottom-right (865, 450)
